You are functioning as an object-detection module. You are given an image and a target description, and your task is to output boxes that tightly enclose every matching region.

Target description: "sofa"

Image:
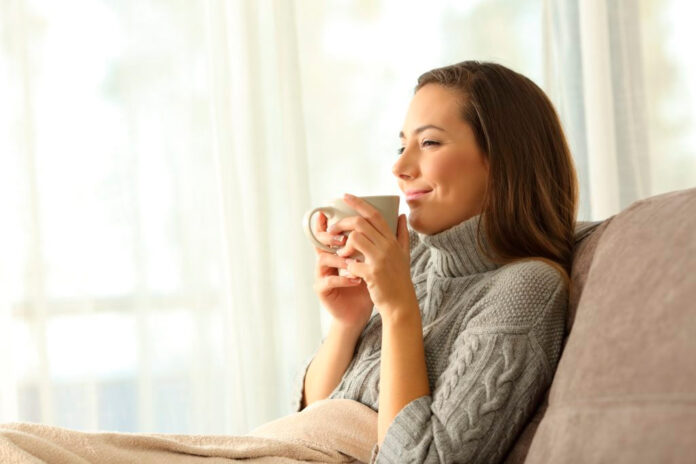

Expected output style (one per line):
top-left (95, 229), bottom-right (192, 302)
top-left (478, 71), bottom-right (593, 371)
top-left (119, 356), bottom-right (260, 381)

top-left (504, 186), bottom-right (696, 463)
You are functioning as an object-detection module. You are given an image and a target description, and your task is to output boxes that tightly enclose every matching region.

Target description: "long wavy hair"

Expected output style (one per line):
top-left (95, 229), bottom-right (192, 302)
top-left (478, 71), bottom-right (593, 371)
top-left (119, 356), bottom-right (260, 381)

top-left (415, 61), bottom-right (579, 286)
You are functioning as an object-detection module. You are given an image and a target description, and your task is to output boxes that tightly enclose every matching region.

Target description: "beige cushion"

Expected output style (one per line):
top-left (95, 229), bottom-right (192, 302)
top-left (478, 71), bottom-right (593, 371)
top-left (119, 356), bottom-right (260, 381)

top-left (521, 187), bottom-right (696, 463)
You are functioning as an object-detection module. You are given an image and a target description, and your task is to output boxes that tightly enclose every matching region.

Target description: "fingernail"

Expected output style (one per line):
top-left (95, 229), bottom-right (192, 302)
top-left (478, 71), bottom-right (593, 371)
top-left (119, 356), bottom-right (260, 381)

top-left (331, 235), bottom-right (344, 244)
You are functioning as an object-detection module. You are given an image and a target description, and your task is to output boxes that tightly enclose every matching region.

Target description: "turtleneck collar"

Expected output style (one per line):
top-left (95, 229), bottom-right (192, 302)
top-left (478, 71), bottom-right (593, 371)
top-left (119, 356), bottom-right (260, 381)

top-left (415, 213), bottom-right (502, 278)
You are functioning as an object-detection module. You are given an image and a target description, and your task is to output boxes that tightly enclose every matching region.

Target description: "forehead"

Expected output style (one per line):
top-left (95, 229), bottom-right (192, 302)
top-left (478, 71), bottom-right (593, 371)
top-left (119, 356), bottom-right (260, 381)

top-left (404, 84), bottom-right (463, 128)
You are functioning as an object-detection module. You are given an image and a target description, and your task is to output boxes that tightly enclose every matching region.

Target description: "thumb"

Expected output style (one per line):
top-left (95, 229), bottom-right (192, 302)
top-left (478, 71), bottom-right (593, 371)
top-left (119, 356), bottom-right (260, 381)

top-left (396, 214), bottom-right (409, 253)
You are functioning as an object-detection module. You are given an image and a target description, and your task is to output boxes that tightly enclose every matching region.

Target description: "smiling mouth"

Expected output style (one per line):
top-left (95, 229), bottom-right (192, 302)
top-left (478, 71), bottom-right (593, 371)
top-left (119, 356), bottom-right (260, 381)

top-left (406, 190), bottom-right (432, 201)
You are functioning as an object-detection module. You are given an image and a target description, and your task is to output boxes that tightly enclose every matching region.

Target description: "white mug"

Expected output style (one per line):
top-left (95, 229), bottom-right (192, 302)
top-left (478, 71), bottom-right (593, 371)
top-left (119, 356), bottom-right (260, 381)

top-left (302, 195), bottom-right (400, 277)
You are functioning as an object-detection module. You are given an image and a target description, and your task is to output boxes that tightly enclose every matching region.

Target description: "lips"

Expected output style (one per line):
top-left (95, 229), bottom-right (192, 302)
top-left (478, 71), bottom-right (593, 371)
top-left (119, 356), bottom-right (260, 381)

top-left (406, 190), bottom-right (432, 201)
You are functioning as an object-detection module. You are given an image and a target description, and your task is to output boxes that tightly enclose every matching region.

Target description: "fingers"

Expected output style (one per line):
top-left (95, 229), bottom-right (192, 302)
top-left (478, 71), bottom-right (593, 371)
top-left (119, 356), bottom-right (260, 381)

top-left (326, 217), bottom-right (380, 254)
top-left (312, 212), bottom-right (346, 253)
top-left (341, 194), bottom-right (390, 235)
top-left (314, 275), bottom-right (363, 294)
top-left (315, 250), bottom-right (350, 278)
top-left (311, 212), bottom-right (362, 293)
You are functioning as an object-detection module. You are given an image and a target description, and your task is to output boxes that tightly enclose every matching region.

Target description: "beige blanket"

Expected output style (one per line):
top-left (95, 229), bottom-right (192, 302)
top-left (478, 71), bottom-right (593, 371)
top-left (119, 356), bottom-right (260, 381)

top-left (0, 399), bottom-right (377, 464)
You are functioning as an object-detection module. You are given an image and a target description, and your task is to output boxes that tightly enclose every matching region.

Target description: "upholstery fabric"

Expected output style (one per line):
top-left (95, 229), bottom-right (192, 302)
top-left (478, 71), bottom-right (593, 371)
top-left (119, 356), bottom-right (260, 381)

top-left (508, 187), bottom-right (696, 463)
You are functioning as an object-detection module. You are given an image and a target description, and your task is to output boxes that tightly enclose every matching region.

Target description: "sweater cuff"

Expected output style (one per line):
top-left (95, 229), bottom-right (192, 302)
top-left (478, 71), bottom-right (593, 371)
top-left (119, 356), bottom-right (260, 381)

top-left (374, 395), bottom-right (433, 463)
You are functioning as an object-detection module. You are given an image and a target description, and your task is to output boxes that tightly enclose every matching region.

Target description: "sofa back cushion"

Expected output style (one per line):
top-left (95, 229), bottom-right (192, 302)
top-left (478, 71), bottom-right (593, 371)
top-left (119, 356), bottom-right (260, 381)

top-left (523, 187), bottom-right (696, 463)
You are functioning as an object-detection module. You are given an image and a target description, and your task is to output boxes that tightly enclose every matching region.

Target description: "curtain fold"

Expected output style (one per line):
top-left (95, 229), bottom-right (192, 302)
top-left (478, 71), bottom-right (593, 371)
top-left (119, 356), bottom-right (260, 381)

top-left (203, 0), bottom-right (322, 432)
top-left (545, 0), bottom-right (652, 220)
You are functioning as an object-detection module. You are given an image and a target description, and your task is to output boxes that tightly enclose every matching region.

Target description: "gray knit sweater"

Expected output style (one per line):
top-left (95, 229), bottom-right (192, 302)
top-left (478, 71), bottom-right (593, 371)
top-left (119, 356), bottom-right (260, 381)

top-left (292, 213), bottom-right (569, 463)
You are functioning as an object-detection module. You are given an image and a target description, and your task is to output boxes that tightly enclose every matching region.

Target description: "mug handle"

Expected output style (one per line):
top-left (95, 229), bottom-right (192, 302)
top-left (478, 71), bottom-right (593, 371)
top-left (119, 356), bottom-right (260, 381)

top-left (302, 206), bottom-right (336, 252)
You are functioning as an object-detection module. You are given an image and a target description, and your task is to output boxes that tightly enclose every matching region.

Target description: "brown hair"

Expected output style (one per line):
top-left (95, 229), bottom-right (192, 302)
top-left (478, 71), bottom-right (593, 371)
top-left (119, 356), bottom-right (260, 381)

top-left (415, 61), bottom-right (579, 287)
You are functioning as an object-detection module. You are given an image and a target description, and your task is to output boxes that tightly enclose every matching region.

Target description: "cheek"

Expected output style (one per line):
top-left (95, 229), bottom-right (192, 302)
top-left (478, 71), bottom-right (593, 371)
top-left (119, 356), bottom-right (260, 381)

top-left (427, 153), bottom-right (461, 184)
top-left (428, 153), bottom-right (481, 193)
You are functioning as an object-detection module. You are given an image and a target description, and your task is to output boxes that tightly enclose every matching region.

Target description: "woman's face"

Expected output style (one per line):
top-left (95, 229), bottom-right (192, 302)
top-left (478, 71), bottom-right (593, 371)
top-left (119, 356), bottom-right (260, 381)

top-left (392, 83), bottom-right (490, 235)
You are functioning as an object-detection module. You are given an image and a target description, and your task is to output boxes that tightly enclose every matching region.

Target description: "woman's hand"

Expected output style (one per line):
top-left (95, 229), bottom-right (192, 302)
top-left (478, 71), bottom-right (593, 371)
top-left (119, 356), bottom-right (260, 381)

top-left (311, 210), bottom-right (375, 333)
top-left (327, 193), bottom-right (417, 321)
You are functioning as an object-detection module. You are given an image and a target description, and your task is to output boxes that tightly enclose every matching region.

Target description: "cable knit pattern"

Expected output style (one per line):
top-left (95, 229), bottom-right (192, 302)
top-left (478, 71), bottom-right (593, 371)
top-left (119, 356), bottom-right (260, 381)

top-left (291, 213), bottom-right (571, 463)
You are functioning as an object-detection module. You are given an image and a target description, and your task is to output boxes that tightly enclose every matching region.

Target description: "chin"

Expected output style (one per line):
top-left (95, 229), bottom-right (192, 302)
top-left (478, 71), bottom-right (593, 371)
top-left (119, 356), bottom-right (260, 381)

top-left (407, 213), bottom-right (435, 235)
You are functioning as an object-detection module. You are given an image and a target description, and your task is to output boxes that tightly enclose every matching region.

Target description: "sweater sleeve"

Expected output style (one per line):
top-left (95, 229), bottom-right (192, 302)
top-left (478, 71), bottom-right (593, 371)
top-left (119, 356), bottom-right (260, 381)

top-left (370, 263), bottom-right (567, 463)
top-left (290, 351), bottom-right (317, 412)
top-left (370, 331), bottom-right (549, 463)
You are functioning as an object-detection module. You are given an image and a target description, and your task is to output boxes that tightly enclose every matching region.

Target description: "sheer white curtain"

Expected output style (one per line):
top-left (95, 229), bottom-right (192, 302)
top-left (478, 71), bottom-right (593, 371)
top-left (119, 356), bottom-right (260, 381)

top-left (545, 0), bottom-right (696, 220)
top-left (0, 0), bottom-right (319, 434)
top-left (0, 0), bottom-right (694, 436)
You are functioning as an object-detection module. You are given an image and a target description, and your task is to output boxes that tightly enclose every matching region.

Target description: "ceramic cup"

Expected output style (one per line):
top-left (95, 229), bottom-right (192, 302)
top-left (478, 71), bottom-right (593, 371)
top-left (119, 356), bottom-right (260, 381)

top-left (302, 195), bottom-right (400, 277)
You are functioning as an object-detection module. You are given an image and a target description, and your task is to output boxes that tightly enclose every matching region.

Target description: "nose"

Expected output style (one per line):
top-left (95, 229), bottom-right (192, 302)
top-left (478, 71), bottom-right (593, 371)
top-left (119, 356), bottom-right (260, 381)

top-left (392, 153), bottom-right (417, 181)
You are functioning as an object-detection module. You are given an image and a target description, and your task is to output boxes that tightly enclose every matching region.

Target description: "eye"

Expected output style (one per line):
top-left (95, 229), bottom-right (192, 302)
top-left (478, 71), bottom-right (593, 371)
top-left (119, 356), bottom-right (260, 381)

top-left (396, 140), bottom-right (439, 156)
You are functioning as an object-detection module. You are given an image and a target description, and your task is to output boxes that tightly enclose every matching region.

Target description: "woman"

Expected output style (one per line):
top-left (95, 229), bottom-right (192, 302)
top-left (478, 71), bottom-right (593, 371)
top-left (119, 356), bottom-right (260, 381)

top-left (294, 60), bottom-right (579, 463)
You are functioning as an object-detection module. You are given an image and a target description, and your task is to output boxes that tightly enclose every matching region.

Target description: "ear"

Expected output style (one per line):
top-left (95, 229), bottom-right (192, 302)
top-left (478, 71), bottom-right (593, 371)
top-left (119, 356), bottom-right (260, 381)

top-left (396, 214), bottom-right (409, 253)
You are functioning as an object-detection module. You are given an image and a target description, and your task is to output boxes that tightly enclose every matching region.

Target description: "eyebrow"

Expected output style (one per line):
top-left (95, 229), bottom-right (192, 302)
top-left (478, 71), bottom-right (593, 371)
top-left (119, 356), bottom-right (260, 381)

top-left (399, 124), bottom-right (446, 139)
